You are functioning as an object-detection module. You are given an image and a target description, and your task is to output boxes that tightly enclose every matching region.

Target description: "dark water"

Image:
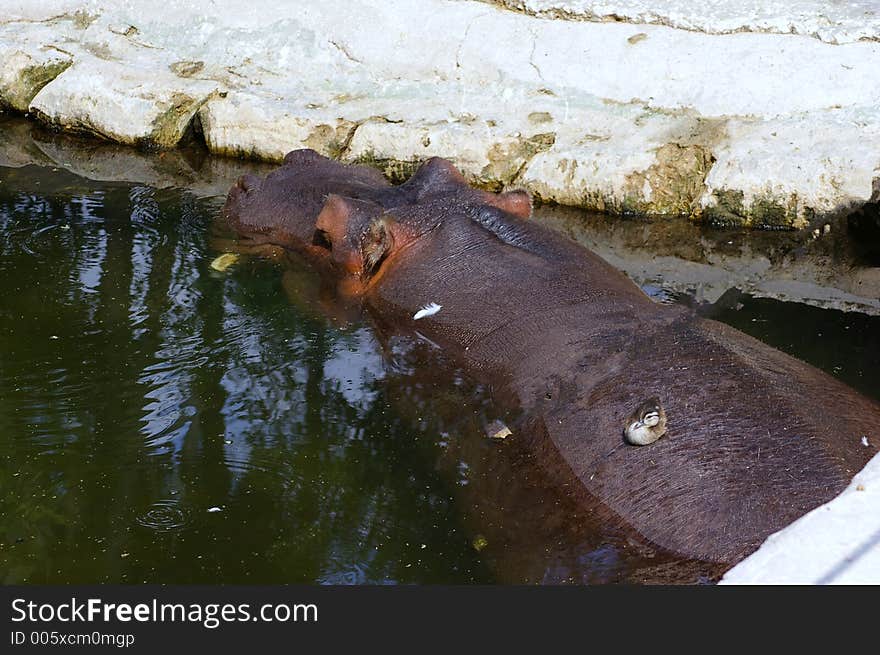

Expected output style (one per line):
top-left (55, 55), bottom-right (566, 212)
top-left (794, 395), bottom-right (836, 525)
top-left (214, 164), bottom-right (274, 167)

top-left (1, 163), bottom-right (878, 585)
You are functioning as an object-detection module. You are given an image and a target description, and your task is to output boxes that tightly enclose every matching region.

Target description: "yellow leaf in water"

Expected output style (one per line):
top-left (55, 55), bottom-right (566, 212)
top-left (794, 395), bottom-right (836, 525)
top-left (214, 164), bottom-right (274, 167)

top-left (484, 420), bottom-right (512, 440)
top-left (210, 253), bottom-right (239, 272)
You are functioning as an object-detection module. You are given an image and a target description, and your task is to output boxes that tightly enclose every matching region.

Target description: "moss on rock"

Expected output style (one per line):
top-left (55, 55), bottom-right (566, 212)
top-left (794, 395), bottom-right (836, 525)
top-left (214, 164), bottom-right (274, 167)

top-left (481, 131), bottom-right (556, 190)
top-left (704, 188), bottom-right (807, 229)
top-left (0, 56), bottom-right (72, 113)
top-left (351, 150), bottom-right (423, 183)
top-left (623, 143), bottom-right (715, 217)
top-left (147, 92), bottom-right (210, 149)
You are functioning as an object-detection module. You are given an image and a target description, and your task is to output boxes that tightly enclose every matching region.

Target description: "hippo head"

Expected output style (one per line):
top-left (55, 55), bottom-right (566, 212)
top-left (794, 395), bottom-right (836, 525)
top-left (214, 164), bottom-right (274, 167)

top-left (221, 149), bottom-right (392, 255)
top-left (312, 182), bottom-right (535, 296)
top-left (222, 151), bottom-right (533, 288)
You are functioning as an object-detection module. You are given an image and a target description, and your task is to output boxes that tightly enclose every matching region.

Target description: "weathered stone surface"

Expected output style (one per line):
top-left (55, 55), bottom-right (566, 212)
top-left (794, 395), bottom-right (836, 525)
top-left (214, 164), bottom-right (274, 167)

top-left (0, 22), bottom-right (76, 112)
top-left (1, 0), bottom-right (879, 227)
top-left (346, 116), bottom-right (556, 188)
top-left (198, 92), bottom-right (361, 162)
top-left (0, 49), bottom-right (72, 113)
top-left (700, 109), bottom-right (880, 228)
top-left (475, 0), bottom-right (880, 44)
top-left (0, 1), bottom-right (83, 22)
top-left (29, 59), bottom-right (218, 147)
top-left (519, 104), bottom-right (718, 215)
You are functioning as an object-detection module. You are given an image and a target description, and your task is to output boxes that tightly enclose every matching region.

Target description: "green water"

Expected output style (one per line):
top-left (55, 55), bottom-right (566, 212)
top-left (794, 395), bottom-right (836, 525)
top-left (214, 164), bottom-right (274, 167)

top-left (1, 161), bottom-right (877, 585)
top-left (0, 166), bottom-right (499, 584)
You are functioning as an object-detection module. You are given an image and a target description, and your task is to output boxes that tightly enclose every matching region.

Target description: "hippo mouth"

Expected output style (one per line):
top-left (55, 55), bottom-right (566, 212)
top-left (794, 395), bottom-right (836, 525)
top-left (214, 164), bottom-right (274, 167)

top-left (221, 172), bottom-right (331, 256)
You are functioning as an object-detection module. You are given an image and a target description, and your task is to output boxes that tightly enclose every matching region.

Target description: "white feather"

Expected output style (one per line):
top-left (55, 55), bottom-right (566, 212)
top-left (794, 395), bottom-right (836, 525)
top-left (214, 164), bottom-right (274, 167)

top-left (413, 302), bottom-right (442, 320)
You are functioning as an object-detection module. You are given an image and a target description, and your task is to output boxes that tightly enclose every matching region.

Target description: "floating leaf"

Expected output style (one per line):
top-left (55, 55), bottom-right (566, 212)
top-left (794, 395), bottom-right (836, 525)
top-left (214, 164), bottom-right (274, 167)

top-left (484, 420), bottom-right (512, 440)
top-left (210, 253), bottom-right (239, 272)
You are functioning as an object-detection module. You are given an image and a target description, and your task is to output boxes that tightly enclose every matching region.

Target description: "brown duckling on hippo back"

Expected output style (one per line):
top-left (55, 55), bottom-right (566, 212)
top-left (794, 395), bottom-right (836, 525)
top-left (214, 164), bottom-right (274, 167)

top-left (624, 398), bottom-right (668, 446)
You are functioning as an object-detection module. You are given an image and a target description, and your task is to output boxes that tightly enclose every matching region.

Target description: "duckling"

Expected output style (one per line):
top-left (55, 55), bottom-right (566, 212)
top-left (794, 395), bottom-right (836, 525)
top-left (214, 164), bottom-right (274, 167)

top-left (624, 398), bottom-right (667, 446)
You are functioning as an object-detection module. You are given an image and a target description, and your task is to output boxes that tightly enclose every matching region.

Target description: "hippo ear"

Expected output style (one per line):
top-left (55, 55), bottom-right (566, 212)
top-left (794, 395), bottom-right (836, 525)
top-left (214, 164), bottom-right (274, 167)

top-left (485, 189), bottom-right (533, 219)
top-left (403, 157), bottom-right (468, 198)
top-left (360, 216), bottom-right (395, 277)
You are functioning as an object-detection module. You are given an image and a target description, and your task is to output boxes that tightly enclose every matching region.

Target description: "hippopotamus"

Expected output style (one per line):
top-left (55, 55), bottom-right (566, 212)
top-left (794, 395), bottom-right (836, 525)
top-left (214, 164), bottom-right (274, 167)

top-left (222, 149), bottom-right (880, 565)
top-left (224, 148), bottom-right (530, 257)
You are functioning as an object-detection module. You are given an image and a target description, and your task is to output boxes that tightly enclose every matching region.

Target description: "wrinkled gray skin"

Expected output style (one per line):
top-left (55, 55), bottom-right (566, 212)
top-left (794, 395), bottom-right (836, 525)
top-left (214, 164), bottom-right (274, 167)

top-left (223, 150), bottom-right (880, 565)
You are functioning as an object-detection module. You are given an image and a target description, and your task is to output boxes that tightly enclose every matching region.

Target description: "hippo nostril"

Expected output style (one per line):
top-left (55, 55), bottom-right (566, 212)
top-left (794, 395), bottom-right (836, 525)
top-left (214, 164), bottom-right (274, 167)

top-left (312, 229), bottom-right (332, 250)
top-left (236, 174), bottom-right (262, 193)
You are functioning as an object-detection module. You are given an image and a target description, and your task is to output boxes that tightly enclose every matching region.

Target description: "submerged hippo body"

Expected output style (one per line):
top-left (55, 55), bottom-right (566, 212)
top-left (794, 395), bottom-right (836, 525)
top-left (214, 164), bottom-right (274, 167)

top-left (222, 150), bottom-right (880, 565)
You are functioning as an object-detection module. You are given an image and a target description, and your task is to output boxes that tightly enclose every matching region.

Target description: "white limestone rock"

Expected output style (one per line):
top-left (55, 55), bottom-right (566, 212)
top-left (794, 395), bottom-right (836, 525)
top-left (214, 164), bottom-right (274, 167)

top-left (0, 22), bottom-right (75, 112)
top-left (721, 451), bottom-right (880, 584)
top-left (701, 108), bottom-right (880, 228)
top-left (29, 58), bottom-right (220, 147)
top-left (1, 0), bottom-right (879, 226)
top-left (0, 1), bottom-right (88, 23)
top-left (199, 91), bottom-right (367, 163)
top-left (346, 116), bottom-right (556, 187)
top-left (474, 1), bottom-right (880, 44)
top-left (200, 82), bottom-right (558, 187)
top-left (519, 100), bottom-right (719, 215)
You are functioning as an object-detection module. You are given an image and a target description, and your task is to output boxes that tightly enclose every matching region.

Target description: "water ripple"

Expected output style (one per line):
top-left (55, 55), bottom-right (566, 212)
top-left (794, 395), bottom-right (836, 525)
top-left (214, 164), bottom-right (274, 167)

top-left (135, 499), bottom-right (191, 533)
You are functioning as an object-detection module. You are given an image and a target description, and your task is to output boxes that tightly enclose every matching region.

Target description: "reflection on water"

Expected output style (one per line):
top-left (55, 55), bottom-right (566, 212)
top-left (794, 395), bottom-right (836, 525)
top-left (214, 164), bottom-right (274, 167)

top-left (0, 166), bottom-right (494, 584)
top-left (1, 164), bottom-right (877, 585)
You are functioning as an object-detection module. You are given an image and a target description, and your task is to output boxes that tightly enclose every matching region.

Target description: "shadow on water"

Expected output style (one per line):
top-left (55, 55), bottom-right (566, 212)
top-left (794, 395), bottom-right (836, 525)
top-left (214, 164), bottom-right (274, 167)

top-left (1, 135), bottom-right (878, 584)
